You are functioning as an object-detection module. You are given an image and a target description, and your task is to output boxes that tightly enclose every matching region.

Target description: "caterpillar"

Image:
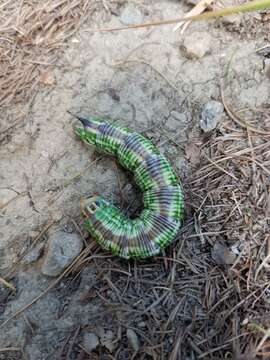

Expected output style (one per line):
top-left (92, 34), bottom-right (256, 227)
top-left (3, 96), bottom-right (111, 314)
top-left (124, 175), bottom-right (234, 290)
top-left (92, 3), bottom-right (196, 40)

top-left (74, 115), bottom-right (184, 259)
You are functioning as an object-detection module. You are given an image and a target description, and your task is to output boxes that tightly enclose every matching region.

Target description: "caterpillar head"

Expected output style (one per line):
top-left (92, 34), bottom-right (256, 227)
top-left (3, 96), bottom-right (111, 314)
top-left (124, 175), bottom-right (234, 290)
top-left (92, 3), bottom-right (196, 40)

top-left (80, 196), bottom-right (110, 217)
top-left (70, 113), bottom-right (103, 146)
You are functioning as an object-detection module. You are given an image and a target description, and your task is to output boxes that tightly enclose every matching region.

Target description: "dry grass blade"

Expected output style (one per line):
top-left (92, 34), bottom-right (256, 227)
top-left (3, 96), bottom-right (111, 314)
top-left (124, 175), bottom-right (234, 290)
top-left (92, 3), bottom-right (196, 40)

top-left (169, 327), bottom-right (186, 360)
top-left (0, 276), bottom-right (16, 292)
top-left (203, 151), bottom-right (239, 181)
top-left (66, 326), bottom-right (81, 360)
top-left (17, 219), bottom-right (56, 263)
top-left (0, 347), bottom-right (21, 352)
top-left (173, 0), bottom-right (214, 33)
top-left (221, 88), bottom-right (270, 135)
top-left (255, 326), bottom-right (270, 354)
top-left (0, 192), bottom-right (28, 210)
top-left (94, 0), bottom-right (270, 32)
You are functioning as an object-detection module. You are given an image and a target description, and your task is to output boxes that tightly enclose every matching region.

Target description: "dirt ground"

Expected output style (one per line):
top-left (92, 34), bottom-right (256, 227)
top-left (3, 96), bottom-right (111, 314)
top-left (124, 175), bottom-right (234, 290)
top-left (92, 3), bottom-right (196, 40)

top-left (0, 0), bottom-right (270, 359)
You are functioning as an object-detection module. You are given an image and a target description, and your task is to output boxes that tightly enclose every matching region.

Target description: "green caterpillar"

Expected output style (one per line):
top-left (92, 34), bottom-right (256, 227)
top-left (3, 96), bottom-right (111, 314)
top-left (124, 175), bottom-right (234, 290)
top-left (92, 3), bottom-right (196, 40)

top-left (74, 115), bottom-right (184, 259)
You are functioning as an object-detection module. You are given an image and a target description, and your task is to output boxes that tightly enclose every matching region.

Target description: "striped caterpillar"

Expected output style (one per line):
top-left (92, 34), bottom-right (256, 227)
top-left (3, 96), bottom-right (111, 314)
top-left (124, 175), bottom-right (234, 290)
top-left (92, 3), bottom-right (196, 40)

top-left (74, 115), bottom-right (184, 259)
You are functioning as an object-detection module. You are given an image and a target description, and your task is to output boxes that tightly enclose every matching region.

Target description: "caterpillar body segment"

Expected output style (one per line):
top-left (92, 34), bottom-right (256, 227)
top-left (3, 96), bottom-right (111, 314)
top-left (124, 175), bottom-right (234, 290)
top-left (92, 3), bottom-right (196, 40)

top-left (143, 185), bottom-right (184, 220)
top-left (134, 154), bottom-right (179, 191)
top-left (117, 132), bottom-right (160, 171)
top-left (76, 119), bottom-right (131, 155)
top-left (83, 198), bottom-right (161, 258)
top-left (75, 116), bottom-right (184, 259)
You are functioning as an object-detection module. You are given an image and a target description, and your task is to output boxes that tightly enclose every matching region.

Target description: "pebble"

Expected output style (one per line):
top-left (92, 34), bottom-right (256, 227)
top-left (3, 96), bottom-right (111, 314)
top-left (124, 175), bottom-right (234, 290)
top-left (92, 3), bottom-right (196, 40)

top-left (199, 100), bottom-right (224, 132)
top-left (21, 243), bottom-right (44, 265)
top-left (217, 0), bottom-right (241, 27)
top-left (127, 329), bottom-right (140, 352)
top-left (82, 332), bottom-right (100, 352)
top-left (100, 329), bottom-right (116, 352)
top-left (181, 32), bottom-right (212, 59)
top-left (221, 14), bottom-right (241, 27)
top-left (120, 4), bottom-right (143, 26)
top-left (211, 243), bottom-right (236, 265)
top-left (137, 321), bottom-right (146, 328)
top-left (264, 58), bottom-right (270, 78)
top-left (41, 231), bottom-right (83, 277)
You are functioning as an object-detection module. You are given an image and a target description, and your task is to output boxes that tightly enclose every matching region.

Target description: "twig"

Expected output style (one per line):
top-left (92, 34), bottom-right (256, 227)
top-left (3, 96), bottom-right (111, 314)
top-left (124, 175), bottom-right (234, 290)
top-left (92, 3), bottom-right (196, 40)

top-left (221, 87), bottom-right (270, 135)
top-left (0, 277), bottom-right (16, 292)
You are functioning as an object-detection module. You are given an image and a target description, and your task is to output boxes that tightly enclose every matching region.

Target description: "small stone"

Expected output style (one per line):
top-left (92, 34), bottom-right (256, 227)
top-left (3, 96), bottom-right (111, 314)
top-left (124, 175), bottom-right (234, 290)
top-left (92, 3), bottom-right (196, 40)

top-left (39, 70), bottom-right (56, 86)
top-left (230, 242), bottom-right (241, 255)
top-left (41, 231), bottom-right (83, 277)
top-left (264, 58), bottom-right (270, 78)
top-left (127, 329), bottom-right (140, 352)
top-left (181, 32), bottom-right (212, 59)
top-left (100, 329), bottom-right (116, 352)
top-left (21, 243), bottom-right (44, 265)
top-left (71, 37), bottom-right (80, 44)
top-left (137, 321), bottom-right (146, 328)
top-left (221, 14), bottom-right (241, 27)
top-left (6, 143), bottom-right (16, 153)
top-left (211, 243), bottom-right (237, 265)
top-left (200, 100), bottom-right (224, 132)
top-left (94, 325), bottom-right (106, 338)
top-left (120, 4), bottom-right (143, 26)
top-left (214, 0), bottom-right (241, 27)
top-left (82, 332), bottom-right (100, 352)
top-left (242, 318), bottom-right (249, 326)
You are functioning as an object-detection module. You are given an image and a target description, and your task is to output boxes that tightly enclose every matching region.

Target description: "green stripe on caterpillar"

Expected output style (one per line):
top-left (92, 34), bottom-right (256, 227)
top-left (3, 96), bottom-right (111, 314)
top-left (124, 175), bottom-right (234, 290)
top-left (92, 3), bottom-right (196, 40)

top-left (74, 115), bottom-right (184, 259)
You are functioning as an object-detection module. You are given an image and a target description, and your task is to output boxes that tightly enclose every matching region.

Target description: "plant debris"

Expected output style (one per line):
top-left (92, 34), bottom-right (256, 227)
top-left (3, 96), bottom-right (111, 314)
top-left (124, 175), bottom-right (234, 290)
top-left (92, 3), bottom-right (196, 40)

top-left (0, 0), bottom-right (117, 107)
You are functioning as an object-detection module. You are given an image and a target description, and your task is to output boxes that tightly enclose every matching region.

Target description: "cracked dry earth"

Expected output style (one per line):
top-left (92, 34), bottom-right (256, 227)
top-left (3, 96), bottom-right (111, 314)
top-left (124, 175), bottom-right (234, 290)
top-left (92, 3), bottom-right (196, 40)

top-left (0, 1), bottom-right (270, 359)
